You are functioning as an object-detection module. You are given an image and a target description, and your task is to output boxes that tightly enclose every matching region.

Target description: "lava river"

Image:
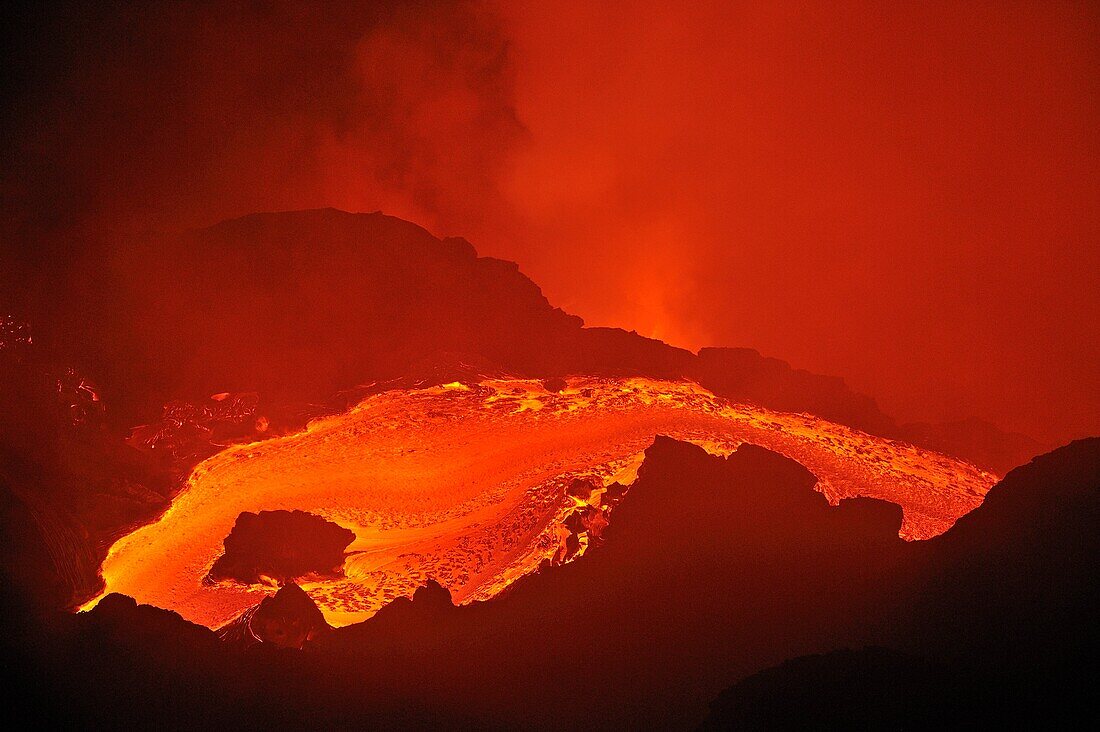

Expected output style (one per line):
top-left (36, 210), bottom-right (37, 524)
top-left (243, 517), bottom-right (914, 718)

top-left (90, 378), bottom-right (997, 628)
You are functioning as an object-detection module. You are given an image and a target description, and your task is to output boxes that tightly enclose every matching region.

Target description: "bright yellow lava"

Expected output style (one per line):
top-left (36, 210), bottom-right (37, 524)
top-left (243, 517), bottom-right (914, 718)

top-left (88, 378), bottom-right (996, 628)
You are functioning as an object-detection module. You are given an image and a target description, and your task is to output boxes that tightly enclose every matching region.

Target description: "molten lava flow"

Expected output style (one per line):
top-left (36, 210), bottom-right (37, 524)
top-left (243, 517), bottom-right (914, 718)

top-left (89, 378), bottom-right (996, 628)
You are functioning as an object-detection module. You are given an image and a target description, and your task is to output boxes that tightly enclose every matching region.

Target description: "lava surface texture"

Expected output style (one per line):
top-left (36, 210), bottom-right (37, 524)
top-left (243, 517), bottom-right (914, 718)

top-left (92, 378), bottom-right (995, 627)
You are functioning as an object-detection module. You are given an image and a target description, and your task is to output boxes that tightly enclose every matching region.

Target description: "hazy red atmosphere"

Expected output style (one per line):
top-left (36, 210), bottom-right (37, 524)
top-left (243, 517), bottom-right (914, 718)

top-left (3, 3), bottom-right (1099, 728)
top-left (2, 1), bottom-right (1097, 443)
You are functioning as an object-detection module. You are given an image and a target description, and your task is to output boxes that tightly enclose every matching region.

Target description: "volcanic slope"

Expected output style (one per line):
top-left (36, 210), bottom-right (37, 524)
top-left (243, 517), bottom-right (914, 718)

top-left (8, 209), bottom-right (1039, 473)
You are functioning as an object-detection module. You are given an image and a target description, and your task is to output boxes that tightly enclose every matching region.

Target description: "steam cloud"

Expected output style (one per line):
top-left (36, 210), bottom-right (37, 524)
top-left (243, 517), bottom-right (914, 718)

top-left (2, 0), bottom-right (1097, 442)
top-left (0, 0), bottom-right (522, 238)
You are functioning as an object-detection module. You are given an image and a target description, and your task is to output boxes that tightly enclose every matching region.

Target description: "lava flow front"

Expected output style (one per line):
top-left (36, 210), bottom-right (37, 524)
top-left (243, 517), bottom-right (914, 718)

top-left (90, 378), bottom-right (996, 628)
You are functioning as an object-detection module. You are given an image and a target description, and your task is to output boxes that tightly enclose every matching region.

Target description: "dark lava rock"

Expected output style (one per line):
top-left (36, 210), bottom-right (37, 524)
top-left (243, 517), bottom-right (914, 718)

top-left (207, 509), bottom-right (355, 585)
top-left (217, 583), bottom-right (330, 649)
top-left (542, 376), bottom-right (568, 392)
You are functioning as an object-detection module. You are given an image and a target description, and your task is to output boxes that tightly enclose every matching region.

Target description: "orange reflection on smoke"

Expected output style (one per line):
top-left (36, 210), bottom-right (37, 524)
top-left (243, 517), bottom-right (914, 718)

top-left (89, 378), bottom-right (996, 628)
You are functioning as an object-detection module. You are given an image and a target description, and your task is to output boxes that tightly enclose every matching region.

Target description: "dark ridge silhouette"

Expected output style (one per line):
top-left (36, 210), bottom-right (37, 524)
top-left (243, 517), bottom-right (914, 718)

top-left (207, 510), bottom-right (356, 585)
top-left (311, 439), bottom-right (913, 728)
top-left (217, 583), bottom-right (331, 649)
top-left (897, 417), bottom-right (1050, 476)
top-left (5, 209), bottom-right (1036, 471)
top-left (688, 347), bottom-right (896, 437)
top-left (10, 439), bottom-right (907, 727)
top-left (702, 438), bottom-right (1100, 729)
top-left (904, 437), bottom-right (1100, 668)
top-left (4, 437), bottom-right (1096, 728)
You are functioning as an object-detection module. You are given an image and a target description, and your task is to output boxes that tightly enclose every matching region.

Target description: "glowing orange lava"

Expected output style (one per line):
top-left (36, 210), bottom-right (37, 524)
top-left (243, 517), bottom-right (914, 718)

top-left (88, 378), bottom-right (996, 628)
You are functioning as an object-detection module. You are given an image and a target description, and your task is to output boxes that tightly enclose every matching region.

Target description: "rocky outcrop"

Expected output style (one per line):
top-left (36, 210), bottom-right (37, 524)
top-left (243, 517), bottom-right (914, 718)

top-left (207, 509), bottom-right (355, 585)
top-left (216, 583), bottom-right (330, 649)
top-left (905, 438), bottom-right (1100, 666)
top-left (702, 437), bottom-right (1100, 729)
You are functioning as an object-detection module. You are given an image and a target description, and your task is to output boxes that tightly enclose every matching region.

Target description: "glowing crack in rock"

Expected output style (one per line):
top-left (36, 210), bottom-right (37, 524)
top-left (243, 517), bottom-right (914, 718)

top-left (89, 378), bottom-right (997, 628)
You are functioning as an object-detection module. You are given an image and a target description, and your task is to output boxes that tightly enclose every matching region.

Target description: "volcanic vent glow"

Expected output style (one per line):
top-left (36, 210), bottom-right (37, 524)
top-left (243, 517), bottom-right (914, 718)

top-left (91, 378), bottom-right (996, 628)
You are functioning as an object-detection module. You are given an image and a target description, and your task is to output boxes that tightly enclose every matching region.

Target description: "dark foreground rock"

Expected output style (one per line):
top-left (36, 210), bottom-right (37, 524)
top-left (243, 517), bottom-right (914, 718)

top-left (4, 438), bottom-right (1094, 728)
